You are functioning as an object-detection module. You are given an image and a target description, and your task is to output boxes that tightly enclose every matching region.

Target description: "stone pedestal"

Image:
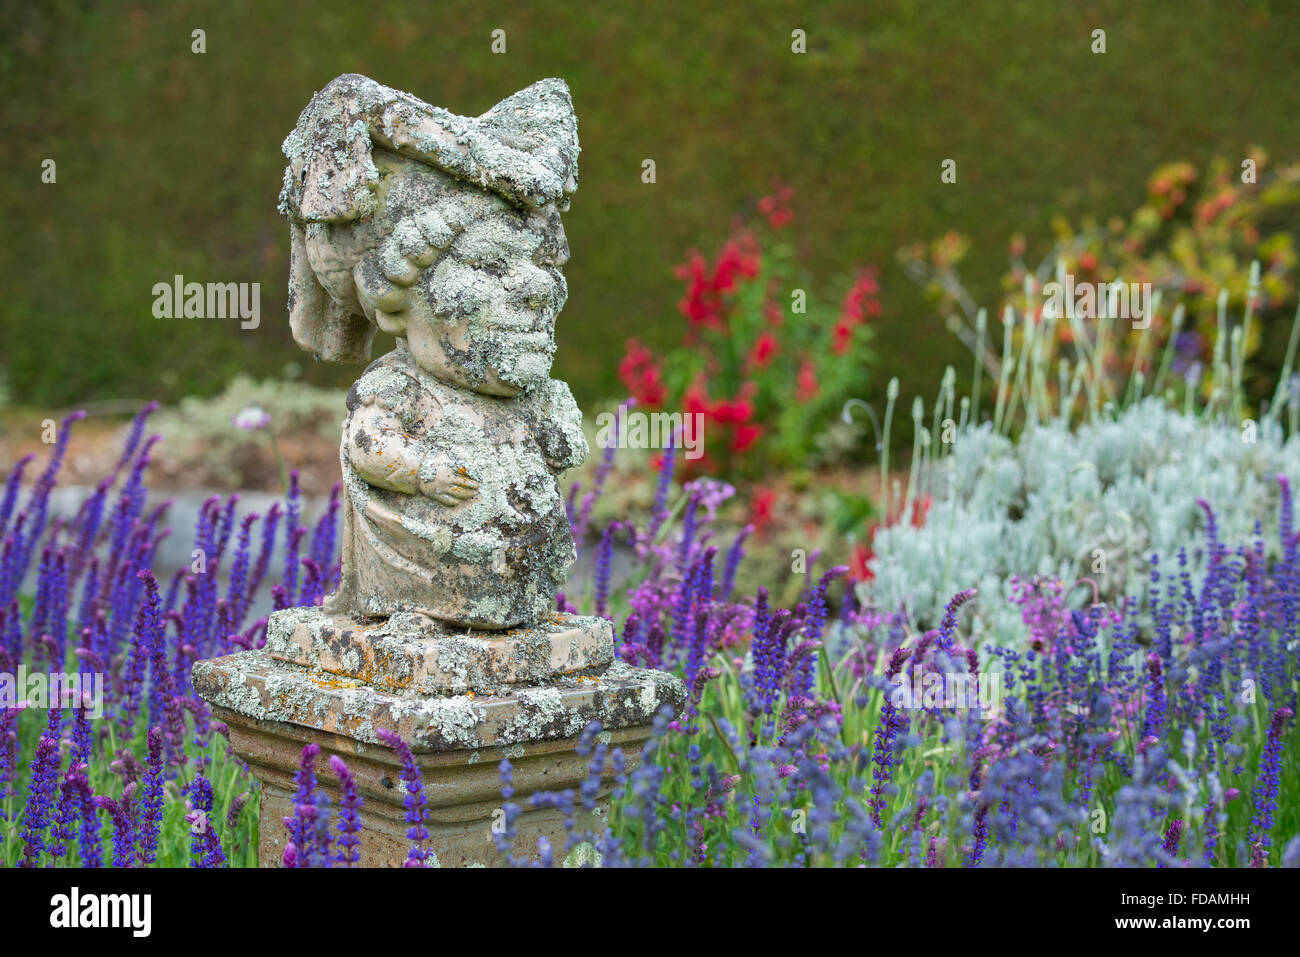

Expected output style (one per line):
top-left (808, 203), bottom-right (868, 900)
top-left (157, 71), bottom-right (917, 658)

top-left (192, 608), bottom-right (684, 867)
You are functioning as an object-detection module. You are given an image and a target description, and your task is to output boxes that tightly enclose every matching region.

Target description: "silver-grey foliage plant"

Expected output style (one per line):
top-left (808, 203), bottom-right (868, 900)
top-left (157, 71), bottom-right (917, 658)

top-left (864, 404), bottom-right (1298, 644)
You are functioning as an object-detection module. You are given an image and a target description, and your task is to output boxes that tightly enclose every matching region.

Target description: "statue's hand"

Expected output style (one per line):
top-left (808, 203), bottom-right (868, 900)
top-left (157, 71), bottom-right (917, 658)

top-left (418, 452), bottom-right (479, 507)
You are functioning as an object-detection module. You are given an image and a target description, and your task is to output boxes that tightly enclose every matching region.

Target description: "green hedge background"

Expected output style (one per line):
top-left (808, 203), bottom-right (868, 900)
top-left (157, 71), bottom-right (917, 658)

top-left (3, 0), bottom-right (1299, 419)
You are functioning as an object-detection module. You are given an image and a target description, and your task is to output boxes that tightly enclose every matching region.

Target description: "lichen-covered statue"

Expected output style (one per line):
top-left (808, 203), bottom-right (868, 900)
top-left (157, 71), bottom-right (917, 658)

top-left (278, 74), bottom-right (587, 629)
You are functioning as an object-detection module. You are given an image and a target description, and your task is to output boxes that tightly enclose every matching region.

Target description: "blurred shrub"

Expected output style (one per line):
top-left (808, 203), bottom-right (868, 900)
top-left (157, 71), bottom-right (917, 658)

top-left (899, 153), bottom-right (1300, 413)
top-left (618, 184), bottom-right (878, 479)
top-left (151, 375), bottom-right (343, 489)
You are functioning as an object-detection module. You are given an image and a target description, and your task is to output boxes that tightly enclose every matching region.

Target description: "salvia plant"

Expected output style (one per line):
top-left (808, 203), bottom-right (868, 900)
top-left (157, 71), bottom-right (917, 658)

top-left (3, 298), bottom-right (1300, 865)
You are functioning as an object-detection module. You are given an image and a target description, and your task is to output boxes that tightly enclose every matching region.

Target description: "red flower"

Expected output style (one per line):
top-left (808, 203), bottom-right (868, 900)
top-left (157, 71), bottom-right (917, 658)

top-left (831, 319), bottom-right (855, 355)
top-left (675, 233), bottom-right (762, 330)
top-left (710, 386), bottom-right (755, 425)
top-left (684, 380), bottom-right (714, 420)
top-left (712, 235), bottom-right (761, 293)
top-left (750, 487), bottom-right (778, 531)
top-left (683, 380), bottom-right (762, 459)
top-left (757, 181), bottom-right (796, 230)
top-left (747, 331), bottom-right (779, 369)
top-left (830, 267), bottom-right (880, 355)
top-left (675, 252), bottom-right (722, 328)
top-left (796, 361), bottom-right (819, 402)
top-left (910, 494), bottom-right (932, 529)
top-left (618, 339), bottom-right (666, 407)
top-left (731, 422), bottom-right (764, 453)
top-left (849, 538), bottom-right (875, 583)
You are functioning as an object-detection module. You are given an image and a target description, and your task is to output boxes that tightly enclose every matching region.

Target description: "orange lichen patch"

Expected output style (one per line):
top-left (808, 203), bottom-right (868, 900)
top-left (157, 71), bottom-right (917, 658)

top-left (307, 675), bottom-right (361, 691)
top-left (374, 670), bottom-right (415, 692)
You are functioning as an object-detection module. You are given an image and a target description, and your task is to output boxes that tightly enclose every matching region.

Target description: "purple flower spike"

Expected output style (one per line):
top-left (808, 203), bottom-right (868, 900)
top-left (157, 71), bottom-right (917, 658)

top-left (1250, 707), bottom-right (1293, 867)
top-left (18, 732), bottom-right (62, 868)
top-left (938, 588), bottom-right (977, 650)
top-left (377, 729), bottom-right (429, 867)
top-left (330, 755), bottom-right (363, 867)
top-left (282, 742), bottom-right (321, 867)
top-left (1159, 819), bottom-right (1184, 867)
top-left (594, 522), bottom-right (618, 619)
top-left (186, 774), bottom-right (226, 868)
top-left (869, 645), bottom-right (914, 827)
top-left (137, 728), bottom-right (165, 865)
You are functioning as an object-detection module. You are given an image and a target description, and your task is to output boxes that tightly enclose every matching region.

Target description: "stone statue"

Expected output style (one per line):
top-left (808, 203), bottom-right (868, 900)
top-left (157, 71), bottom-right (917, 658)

top-left (193, 76), bottom-right (682, 866)
top-left (278, 74), bottom-right (587, 629)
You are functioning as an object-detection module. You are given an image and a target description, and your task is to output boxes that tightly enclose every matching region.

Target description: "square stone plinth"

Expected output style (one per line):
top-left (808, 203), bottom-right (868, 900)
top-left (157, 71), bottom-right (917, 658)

top-left (192, 641), bottom-right (684, 866)
top-left (193, 650), bottom-right (677, 752)
top-left (263, 607), bottom-right (613, 697)
top-left (216, 708), bottom-right (657, 867)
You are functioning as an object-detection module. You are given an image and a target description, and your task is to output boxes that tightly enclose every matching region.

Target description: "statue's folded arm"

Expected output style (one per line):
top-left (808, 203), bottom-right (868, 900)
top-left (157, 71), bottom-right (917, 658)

top-left (345, 404), bottom-right (425, 495)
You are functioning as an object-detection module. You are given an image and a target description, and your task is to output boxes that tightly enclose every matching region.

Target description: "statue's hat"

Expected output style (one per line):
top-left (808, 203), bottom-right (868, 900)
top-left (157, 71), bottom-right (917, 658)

top-left (279, 74), bottom-right (580, 224)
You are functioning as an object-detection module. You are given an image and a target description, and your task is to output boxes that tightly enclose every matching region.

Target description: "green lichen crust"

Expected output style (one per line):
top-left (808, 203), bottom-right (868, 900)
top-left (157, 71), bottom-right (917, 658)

top-left (280, 74), bottom-right (579, 225)
top-left (264, 606), bottom-right (614, 696)
top-left (274, 74), bottom-right (588, 631)
top-left (327, 343), bottom-right (585, 628)
top-left (192, 649), bottom-right (684, 753)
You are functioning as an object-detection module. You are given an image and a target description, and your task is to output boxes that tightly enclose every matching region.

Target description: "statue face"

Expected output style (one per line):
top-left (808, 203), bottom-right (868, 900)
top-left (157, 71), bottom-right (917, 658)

top-left (348, 157), bottom-right (571, 397)
top-left (403, 202), bottom-right (569, 396)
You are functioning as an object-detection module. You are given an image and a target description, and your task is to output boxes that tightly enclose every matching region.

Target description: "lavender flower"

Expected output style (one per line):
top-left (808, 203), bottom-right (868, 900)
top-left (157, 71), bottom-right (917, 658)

top-left (282, 471), bottom-right (303, 606)
top-left (1159, 819), bottom-right (1184, 867)
top-left (573, 398), bottom-right (631, 542)
top-left (594, 522), bottom-right (617, 619)
top-left (137, 728), bottom-right (165, 865)
top-left (118, 569), bottom-right (163, 734)
top-left (645, 436), bottom-right (676, 543)
top-left (186, 774), bottom-right (226, 867)
top-left (18, 731), bottom-right (62, 867)
top-left (0, 704), bottom-right (22, 814)
top-left (793, 565), bottom-right (848, 696)
top-left (330, 755), bottom-right (363, 867)
top-left (94, 790), bottom-right (137, 868)
top-left (720, 524), bottom-right (753, 600)
top-left (377, 729), bottom-right (429, 867)
top-left (869, 646), bottom-right (913, 827)
top-left (937, 588), bottom-right (977, 651)
top-left (282, 742), bottom-right (321, 867)
top-left (1250, 707), bottom-right (1293, 867)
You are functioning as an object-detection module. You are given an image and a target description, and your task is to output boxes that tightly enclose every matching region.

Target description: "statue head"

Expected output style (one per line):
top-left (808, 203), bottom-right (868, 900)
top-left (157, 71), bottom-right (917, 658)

top-left (278, 75), bottom-right (580, 396)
